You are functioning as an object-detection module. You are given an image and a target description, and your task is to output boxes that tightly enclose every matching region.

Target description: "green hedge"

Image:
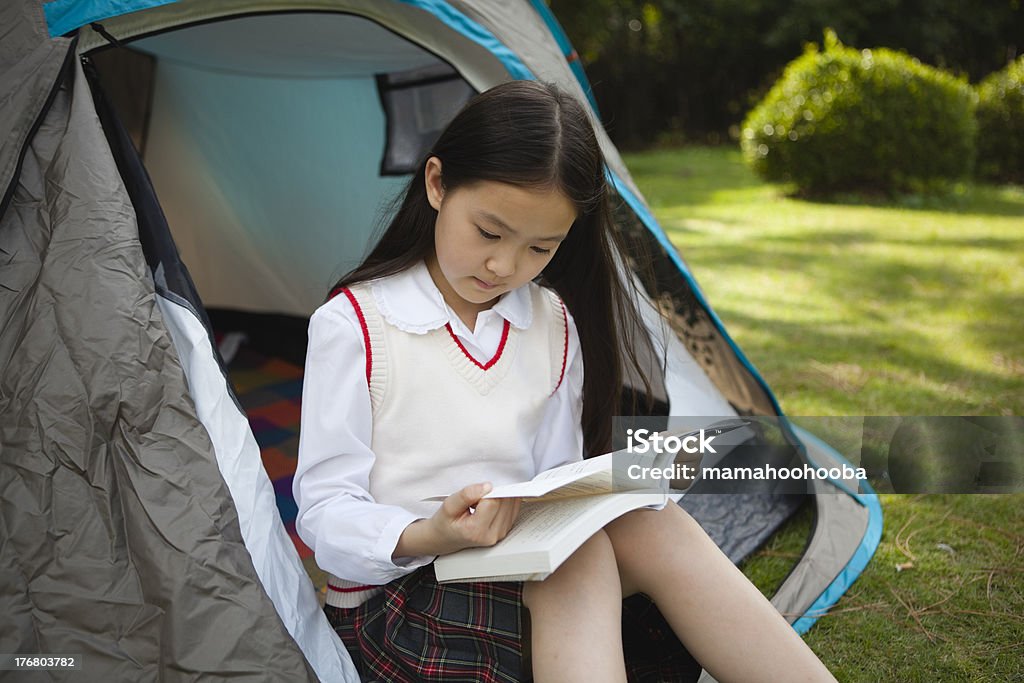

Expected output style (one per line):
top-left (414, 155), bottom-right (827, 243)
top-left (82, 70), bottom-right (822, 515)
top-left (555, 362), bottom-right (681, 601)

top-left (975, 56), bottom-right (1024, 184)
top-left (741, 31), bottom-right (977, 196)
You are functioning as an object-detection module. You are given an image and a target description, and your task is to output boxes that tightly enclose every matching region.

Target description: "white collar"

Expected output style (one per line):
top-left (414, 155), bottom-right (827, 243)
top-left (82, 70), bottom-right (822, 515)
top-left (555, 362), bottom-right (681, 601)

top-left (370, 260), bottom-right (533, 334)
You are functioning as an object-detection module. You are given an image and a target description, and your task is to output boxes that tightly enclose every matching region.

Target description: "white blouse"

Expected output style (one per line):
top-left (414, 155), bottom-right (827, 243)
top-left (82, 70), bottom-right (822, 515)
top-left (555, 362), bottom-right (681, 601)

top-left (292, 261), bottom-right (584, 586)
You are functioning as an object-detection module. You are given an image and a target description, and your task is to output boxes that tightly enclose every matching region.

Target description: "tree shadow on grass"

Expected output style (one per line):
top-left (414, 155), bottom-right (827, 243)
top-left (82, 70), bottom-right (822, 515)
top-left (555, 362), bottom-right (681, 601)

top-left (681, 239), bottom-right (1023, 413)
top-left (712, 306), bottom-right (1021, 414)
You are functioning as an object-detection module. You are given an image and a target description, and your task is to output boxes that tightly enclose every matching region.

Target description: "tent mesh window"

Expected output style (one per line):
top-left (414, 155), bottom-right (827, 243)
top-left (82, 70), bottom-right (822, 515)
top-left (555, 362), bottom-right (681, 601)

top-left (376, 63), bottom-right (476, 175)
top-left (610, 199), bottom-right (774, 416)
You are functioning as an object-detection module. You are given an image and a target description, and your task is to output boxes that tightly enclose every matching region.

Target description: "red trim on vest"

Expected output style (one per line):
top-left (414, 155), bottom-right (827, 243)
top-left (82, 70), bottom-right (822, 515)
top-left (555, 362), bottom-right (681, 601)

top-left (340, 288), bottom-right (372, 386)
top-left (445, 320), bottom-right (510, 371)
top-left (553, 301), bottom-right (568, 395)
top-left (327, 582), bottom-right (376, 594)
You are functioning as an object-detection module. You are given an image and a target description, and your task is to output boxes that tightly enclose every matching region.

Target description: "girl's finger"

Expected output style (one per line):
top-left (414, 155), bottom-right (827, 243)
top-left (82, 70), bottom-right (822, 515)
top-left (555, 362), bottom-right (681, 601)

top-left (444, 482), bottom-right (491, 518)
top-left (470, 498), bottom-right (502, 528)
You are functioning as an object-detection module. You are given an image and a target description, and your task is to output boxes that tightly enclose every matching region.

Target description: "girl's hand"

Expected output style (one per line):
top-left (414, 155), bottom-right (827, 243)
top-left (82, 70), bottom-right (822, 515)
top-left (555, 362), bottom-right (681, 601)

top-left (434, 482), bottom-right (522, 554)
top-left (393, 483), bottom-right (521, 560)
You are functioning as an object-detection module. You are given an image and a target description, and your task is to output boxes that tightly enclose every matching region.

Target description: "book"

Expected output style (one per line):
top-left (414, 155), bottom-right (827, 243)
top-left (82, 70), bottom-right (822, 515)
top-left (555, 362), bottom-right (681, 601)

top-left (429, 420), bottom-right (751, 583)
top-left (433, 490), bottom-right (673, 582)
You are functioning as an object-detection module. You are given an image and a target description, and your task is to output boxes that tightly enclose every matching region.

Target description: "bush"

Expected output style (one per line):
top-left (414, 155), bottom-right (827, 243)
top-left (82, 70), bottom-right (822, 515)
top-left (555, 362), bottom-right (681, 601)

top-left (741, 30), bottom-right (977, 196)
top-left (975, 56), bottom-right (1024, 184)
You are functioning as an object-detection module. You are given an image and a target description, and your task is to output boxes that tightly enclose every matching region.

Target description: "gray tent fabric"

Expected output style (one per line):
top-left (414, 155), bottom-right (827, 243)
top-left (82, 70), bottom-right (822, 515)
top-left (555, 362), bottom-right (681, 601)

top-left (0, 17), bottom-right (318, 681)
top-left (0, 3), bottom-right (68, 210)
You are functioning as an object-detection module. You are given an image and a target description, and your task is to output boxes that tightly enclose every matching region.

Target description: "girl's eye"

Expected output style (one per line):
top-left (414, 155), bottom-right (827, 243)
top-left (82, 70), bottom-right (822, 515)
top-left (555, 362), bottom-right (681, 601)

top-left (531, 246), bottom-right (552, 255)
top-left (477, 227), bottom-right (499, 240)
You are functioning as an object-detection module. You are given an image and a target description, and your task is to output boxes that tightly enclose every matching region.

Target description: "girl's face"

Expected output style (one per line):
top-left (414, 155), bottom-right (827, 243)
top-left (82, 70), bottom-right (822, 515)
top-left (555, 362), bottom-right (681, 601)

top-left (423, 157), bottom-right (576, 325)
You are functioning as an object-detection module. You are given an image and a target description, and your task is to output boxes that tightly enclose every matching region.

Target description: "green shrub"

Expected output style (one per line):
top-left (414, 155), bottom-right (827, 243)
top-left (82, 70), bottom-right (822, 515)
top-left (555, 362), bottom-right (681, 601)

top-left (741, 30), bottom-right (977, 196)
top-left (975, 56), bottom-right (1024, 184)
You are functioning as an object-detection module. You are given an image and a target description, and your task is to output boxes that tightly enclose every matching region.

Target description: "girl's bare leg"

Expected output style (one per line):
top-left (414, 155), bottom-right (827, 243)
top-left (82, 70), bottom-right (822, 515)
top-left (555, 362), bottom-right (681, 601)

top-left (604, 504), bottom-right (838, 683)
top-left (522, 529), bottom-right (627, 683)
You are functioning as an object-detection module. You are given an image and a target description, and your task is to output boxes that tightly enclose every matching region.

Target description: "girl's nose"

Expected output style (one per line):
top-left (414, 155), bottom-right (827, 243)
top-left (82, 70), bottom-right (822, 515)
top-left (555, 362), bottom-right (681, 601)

top-left (487, 252), bottom-right (516, 278)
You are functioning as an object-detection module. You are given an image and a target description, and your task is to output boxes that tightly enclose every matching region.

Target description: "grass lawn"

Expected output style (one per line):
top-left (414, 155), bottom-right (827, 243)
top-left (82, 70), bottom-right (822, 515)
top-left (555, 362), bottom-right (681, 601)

top-left (623, 146), bottom-right (1024, 681)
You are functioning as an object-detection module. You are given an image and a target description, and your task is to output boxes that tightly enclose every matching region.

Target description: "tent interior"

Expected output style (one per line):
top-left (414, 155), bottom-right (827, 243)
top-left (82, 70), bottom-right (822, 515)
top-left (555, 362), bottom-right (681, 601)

top-left (84, 5), bottom-right (814, 621)
top-left (91, 12), bottom-right (483, 319)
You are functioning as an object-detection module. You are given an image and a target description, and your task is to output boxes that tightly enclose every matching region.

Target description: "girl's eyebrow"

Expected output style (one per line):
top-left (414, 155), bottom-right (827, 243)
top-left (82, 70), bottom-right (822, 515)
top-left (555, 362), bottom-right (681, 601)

top-left (477, 211), bottom-right (568, 242)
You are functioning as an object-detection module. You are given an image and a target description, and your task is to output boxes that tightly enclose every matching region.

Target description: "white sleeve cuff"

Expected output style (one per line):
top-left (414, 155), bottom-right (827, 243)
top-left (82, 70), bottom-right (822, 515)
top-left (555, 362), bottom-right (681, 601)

top-left (373, 511), bottom-right (436, 578)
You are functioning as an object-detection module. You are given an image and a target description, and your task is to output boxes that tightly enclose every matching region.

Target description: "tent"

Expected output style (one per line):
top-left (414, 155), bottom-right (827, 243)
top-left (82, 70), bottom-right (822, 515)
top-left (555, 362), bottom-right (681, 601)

top-left (0, 1), bottom-right (883, 680)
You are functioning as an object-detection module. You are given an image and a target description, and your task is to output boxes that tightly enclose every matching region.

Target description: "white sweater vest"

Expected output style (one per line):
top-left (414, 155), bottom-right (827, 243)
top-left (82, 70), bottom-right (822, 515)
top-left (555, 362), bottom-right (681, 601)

top-left (326, 281), bottom-right (568, 607)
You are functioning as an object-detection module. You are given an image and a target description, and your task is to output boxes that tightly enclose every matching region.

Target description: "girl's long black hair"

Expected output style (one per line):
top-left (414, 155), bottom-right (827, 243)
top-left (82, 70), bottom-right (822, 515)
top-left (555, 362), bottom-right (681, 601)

top-left (331, 80), bottom-right (658, 456)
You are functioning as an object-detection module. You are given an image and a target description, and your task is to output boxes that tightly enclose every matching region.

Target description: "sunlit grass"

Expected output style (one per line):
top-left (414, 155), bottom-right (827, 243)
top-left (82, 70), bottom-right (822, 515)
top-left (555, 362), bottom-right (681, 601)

top-left (625, 146), bottom-right (1024, 417)
top-left (625, 146), bottom-right (1024, 681)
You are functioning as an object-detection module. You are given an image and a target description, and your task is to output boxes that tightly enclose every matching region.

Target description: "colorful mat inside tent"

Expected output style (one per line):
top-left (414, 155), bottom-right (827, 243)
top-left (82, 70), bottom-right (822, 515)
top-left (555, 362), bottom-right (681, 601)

top-left (226, 346), bottom-right (312, 561)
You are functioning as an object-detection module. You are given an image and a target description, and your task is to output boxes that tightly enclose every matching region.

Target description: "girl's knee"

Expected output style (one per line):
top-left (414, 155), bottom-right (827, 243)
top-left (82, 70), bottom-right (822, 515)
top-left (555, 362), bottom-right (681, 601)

top-left (524, 529), bottom-right (619, 609)
top-left (604, 504), bottom-right (711, 582)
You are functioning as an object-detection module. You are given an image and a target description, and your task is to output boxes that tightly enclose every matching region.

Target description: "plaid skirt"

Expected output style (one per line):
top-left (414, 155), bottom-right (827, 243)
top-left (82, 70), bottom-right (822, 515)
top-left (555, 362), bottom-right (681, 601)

top-left (325, 564), bottom-right (703, 683)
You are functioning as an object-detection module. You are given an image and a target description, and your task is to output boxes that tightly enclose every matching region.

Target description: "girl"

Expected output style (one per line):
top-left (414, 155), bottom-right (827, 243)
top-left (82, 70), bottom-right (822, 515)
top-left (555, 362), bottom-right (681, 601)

top-left (294, 80), bottom-right (837, 683)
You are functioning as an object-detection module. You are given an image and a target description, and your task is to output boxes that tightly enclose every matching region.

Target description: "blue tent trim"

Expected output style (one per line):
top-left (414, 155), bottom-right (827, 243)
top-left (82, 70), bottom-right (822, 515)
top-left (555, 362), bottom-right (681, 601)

top-left (789, 425), bottom-right (884, 635)
top-left (398, 0), bottom-right (532, 81)
top-left (43, 0), bottom-right (178, 37)
top-left (526, 0), bottom-right (600, 116)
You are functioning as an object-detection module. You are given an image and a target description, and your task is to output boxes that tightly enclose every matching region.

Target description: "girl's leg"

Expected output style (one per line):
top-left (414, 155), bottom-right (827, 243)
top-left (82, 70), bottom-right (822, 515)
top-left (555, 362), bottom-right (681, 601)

top-left (522, 529), bottom-right (627, 683)
top-left (604, 504), bottom-right (838, 683)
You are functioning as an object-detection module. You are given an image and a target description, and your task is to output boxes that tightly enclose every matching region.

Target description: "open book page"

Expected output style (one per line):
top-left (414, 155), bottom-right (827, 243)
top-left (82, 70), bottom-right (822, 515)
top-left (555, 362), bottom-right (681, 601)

top-left (485, 492), bottom-right (620, 548)
top-left (422, 449), bottom-right (668, 503)
top-left (491, 491), bottom-right (682, 547)
top-left (482, 452), bottom-right (619, 499)
top-left (432, 491), bottom-right (671, 583)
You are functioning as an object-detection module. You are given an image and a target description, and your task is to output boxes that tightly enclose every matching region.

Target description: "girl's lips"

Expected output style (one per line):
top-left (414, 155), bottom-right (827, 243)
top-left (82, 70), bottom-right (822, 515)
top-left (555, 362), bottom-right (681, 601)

top-left (473, 277), bottom-right (499, 290)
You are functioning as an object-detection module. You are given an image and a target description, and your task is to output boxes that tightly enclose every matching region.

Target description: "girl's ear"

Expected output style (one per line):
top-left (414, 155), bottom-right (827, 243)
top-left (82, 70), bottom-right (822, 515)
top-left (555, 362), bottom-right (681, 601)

top-left (424, 156), bottom-right (444, 211)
